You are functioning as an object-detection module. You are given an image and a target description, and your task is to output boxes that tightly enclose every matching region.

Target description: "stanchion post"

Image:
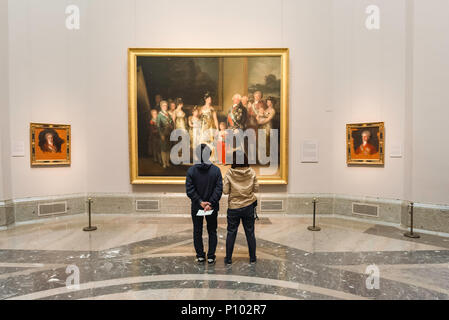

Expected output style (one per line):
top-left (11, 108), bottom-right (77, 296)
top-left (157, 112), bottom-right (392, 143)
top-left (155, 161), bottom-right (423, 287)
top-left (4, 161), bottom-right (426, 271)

top-left (83, 197), bottom-right (97, 232)
top-left (404, 202), bottom-right (419, 238)
top-left (307, 197), bottom-right (321, 231)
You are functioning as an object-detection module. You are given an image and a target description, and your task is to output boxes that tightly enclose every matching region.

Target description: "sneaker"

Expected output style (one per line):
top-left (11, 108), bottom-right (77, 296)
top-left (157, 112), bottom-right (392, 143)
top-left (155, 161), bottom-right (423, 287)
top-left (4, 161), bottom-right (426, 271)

top-left (224, 258), bottom-right (232, 265)
top-left (249, 259), bottom-right (257, 265)
top-left (207, 258), bottom-right (216, 265)
top-left (196, 257), bottom-right (205, 264)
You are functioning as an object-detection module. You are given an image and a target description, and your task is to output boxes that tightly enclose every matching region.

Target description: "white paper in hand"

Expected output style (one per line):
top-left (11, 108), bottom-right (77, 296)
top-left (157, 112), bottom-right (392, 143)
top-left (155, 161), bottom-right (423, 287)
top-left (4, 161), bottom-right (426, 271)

top-left (196, 209), bottom-right (214, 216)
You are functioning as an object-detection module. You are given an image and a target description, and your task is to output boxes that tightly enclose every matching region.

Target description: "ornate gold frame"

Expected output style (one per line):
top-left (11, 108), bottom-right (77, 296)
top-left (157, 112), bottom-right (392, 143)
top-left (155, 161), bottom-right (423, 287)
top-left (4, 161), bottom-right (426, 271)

top-left (346, 122), bottom-right (385, 166)
top-left (128, 48), bottom-right (289, 184)
top-left (30, 123), bottom-right (71, 166)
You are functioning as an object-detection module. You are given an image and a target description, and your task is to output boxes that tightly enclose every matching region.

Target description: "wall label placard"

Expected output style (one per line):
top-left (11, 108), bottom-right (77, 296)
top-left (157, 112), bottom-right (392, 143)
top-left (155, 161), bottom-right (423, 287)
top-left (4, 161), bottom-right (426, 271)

top-left (390, 143), bottom-right (403, 158)
top-left (11, 141), bottom-right (25, 157)
top-left (301, 140), bottom-right (319, 163)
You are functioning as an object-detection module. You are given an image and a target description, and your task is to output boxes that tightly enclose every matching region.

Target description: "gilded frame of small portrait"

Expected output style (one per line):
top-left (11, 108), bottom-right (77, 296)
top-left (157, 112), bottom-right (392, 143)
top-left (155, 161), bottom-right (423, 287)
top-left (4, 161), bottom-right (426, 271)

top-left (346, 122), bottom-right (384, 166)
top-left (30, 123), bottom-right (71, 166)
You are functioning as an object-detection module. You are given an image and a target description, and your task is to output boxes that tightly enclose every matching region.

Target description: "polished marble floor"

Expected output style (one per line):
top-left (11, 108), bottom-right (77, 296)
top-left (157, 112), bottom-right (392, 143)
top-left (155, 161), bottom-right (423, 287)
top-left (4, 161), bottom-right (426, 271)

top-left (1, 214), bottom-right (449, 300)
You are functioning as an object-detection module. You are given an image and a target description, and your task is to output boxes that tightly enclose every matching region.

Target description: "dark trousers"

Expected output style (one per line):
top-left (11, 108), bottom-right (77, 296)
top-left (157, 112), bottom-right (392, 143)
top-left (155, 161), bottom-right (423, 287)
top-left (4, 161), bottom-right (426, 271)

top-left (225, 207), bottom-right (256, 262)
top-left (191, 210), bottom-right (218, 259)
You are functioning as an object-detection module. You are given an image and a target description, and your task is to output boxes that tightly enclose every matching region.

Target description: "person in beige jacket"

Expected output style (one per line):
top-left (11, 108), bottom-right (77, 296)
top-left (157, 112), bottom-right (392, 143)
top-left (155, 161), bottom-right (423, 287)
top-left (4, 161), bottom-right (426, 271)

top-left (223, 151), bottom-right (259, 265)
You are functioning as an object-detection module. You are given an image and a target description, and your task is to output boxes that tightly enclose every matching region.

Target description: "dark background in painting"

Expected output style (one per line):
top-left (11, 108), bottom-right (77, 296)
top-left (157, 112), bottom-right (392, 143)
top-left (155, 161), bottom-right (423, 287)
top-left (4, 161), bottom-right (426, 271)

top-left (138, 57), bottom-right (219, 107)
top-left (135, 55), bottom-right (283, 177)
top-left (352, 127), bottom-right (380, 152)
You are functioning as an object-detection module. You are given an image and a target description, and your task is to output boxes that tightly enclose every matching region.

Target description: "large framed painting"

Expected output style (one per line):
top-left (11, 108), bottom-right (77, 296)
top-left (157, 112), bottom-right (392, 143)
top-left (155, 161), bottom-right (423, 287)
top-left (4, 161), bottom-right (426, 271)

top-left (30, 123), bottom-right (71, 166)
top-left (346, 122), bottom-right (384, 165)
top-left (128, 48), bottom-right (289, 184)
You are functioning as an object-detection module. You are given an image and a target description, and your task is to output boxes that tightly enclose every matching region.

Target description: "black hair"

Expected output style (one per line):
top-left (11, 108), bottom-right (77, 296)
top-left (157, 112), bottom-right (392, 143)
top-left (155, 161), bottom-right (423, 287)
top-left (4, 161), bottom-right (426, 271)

top-left (231, 151), bottom-right (249, 169)
top-left (203, 92), bottom-right (212, 103)
top-left (195, 143), bottom-right (211, 163)
top-left (266, 96), bottom-right (276, 106)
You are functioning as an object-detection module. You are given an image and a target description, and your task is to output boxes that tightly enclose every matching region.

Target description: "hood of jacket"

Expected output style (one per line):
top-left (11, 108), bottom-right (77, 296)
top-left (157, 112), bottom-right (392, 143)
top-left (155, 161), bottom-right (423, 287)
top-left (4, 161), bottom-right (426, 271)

top-left (228, 167), bottom-right (252, 180)
top-left (195, 162), bottom-right (212, 171)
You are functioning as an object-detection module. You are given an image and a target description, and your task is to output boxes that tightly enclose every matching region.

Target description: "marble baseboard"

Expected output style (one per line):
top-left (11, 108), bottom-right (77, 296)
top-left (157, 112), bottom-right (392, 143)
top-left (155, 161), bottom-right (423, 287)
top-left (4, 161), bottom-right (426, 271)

top-left (0, 201), bottom-right (15, 227)
top-left (91, 193), bottom-right (231, 215)
top-left (1, 193), bottom-right (448, 235)
top-left (333, 194), bottom-right (403, 224)
top-left (87, 193), bottom-right (449, 235)
top-left (286, 194), bottom-right (334, 215)
top-left (0, 195), bottom-right (86, 227)
top-left (14, 195), bottom-right (86, 223)
top-left (404, 203), bottom-right (449, 234)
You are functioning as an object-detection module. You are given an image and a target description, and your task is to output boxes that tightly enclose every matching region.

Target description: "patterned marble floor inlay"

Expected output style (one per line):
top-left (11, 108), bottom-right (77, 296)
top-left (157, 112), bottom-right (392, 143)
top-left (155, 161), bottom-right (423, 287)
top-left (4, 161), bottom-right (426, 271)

top-left (0, 215), bottom-right (448, 300)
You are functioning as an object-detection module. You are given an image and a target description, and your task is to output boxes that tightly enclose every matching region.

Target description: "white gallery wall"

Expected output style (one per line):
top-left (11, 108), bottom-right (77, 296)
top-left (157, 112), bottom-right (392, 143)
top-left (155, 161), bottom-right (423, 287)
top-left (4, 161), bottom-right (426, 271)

top-left (5, 0), bottom-right (334, 198)
top-left (7, 0), bottom-right (89, 199)
top-left (410, 0), bottom-right (449, 205)
top-left (329, 0), bottom-right (449, 206)
top-left (331, 0), bottom-right (407, 200)
top-left (2, 0), bottom-right (449, 206)
top-left (85, 0), bottom-right (334, 195)
top-left (0, 0), bottom-right (11, 201)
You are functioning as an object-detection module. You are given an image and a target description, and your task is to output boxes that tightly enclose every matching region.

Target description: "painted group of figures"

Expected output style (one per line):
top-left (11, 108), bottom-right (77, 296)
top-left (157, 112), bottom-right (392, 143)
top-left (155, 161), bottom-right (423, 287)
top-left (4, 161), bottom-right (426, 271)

top-left (146, 91), bottom-right (277, 168)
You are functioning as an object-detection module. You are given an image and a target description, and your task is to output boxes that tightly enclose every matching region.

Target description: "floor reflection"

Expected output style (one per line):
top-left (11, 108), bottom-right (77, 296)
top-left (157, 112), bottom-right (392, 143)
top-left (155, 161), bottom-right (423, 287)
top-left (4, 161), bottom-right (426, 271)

top-left (0, 215), bottom-right (448, 300)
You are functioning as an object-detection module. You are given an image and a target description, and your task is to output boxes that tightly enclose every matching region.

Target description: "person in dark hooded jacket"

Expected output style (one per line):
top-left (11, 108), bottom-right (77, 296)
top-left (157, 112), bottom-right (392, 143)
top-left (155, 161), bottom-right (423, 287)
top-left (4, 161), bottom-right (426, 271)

top-left (186, 144), bottom-right (223, 264)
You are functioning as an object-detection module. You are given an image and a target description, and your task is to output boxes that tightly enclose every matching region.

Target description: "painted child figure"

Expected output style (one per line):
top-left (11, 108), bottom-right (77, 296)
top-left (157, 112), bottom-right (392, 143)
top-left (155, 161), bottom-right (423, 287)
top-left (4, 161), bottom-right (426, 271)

top-left (149, 109), bottom-right (162, 164)
top-left (217, 122), bottom-right (228, 164)
top-left (188, 106), bottom-right (201, 153)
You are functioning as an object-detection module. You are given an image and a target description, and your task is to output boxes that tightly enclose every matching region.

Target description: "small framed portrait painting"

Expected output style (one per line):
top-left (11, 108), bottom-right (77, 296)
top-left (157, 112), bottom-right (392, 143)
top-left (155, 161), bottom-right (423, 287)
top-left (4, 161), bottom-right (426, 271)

top-left (30, 123), bottom-right (71, 166)
top-left (346, 122), bottom-right (384, 166)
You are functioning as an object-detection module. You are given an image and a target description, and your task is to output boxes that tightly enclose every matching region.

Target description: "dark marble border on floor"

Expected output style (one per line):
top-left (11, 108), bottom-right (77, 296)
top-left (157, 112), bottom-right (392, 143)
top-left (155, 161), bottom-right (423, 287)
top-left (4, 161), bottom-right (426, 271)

top-left (364, 224), bottom-right (449, 249)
